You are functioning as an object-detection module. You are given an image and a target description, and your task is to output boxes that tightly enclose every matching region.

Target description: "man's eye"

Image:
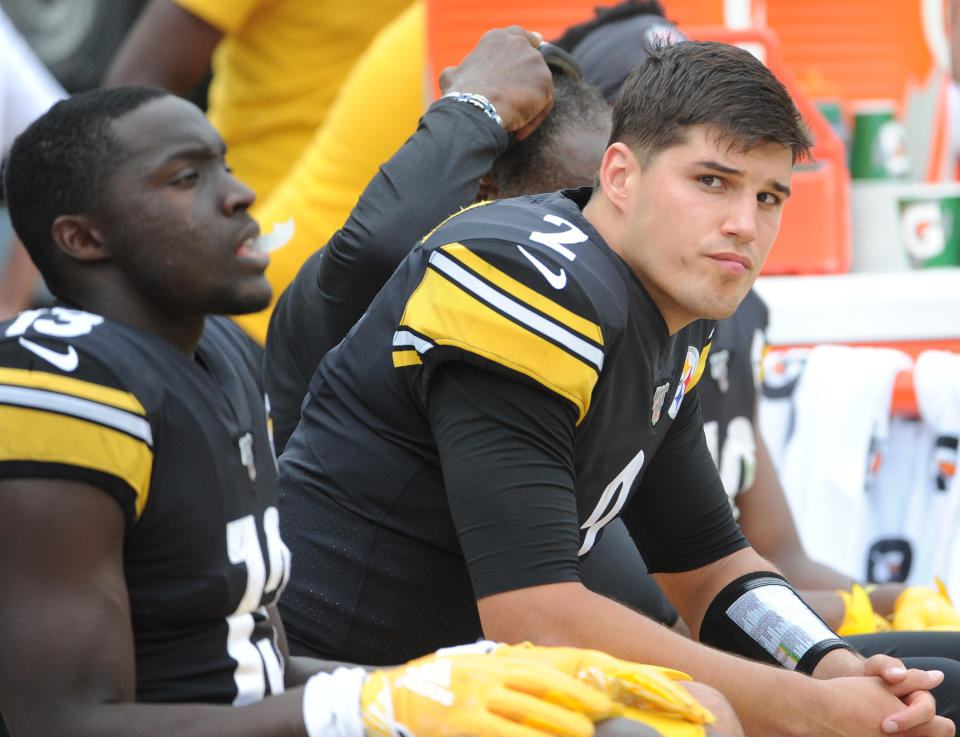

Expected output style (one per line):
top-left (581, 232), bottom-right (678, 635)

top-left (758, 192), bottom-right (781, 206)
top-left (699, 175), bottom-right (722, 188)
top-left (172, 171), bottom-right (199, 186)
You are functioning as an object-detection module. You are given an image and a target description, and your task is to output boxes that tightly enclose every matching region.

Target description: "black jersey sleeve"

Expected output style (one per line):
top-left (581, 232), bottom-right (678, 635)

top-left (264, 99), bottom-right (509, 453)
top-left (0, 313), bottom-right (153, 523)
top-left (620, 386), bottom-right (748, 573)
top-left (427, 360), bottom-right (583, 599)
top-left (397, 235), bottom-right (606, 424)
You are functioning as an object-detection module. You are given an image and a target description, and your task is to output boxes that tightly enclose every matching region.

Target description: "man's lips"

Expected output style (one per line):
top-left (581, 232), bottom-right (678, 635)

top-left (708, 251), bottom-right (753, 273)
top-left (234, 225), bottom-right (269, 267)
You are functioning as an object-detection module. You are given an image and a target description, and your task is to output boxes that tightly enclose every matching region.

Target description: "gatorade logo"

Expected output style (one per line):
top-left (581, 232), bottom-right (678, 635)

top-left (900, 200), bottom-right (946, 262)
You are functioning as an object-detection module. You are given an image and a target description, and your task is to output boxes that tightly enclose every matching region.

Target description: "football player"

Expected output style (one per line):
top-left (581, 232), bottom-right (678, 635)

top-left (557, 2), bottom-right (960, 726)
top-left (274, 38), bottom-right (952, 737)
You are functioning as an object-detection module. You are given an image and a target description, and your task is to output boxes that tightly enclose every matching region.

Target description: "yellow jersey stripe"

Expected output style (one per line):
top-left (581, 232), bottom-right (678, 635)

top-left (392, 350), bottom-right (422, 368)
top-left (688, 342), bottom-right (712, 390)
top-left (0, 367), bottom-right (147, 416)
top-left (439, 243), bottom-right (603, 347)
top-left (428, 249), bottom-right (604, 370)
top-left (399, 268), bottom-right (598, 422)
top-left (0, 383), bottom-right (153, 446)
top-left (0, 405), bottom-right (154, 519)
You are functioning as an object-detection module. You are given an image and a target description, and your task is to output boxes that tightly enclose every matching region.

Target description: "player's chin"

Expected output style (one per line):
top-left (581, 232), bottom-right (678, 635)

top-left (215, 278), bottom-right (273, 316)
top-left (700, 285), bottom-right (750, 321)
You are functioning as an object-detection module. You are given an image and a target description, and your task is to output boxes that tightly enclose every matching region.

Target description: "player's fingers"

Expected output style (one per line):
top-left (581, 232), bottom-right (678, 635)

top-left (882, 715), bottom-right (955, 737)
top-left (496, 660), bottom-right (615, 716)
top-left (489, 686), bottom-right (599, 737)
top-left (513, 101), bottom-right (553, 141)
top-left (499, 25), bottom-right (544, 47)
top-left (880, 690), bottom-right (942, 735)
top-left (883, 669), bottom-right (945, 698)
top-left (577, 664), bottom-right (712, 724)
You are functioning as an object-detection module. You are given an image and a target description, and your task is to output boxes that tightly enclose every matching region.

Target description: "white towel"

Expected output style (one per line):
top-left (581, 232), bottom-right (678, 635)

top-left (911, 351), bottom-right (960, 592)
top-left (779, 344), bottom-right (912, 579)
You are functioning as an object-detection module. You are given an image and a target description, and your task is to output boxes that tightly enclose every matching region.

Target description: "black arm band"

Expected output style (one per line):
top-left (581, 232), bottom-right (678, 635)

top-left (699, 571), bottom-right (855, 675)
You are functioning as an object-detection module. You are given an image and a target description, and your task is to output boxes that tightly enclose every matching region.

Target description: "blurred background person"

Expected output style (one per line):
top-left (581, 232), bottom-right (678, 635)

top-left (0, 6), bottom-right (65, 320)
top-left (104, 0), bottom-right (425, 343)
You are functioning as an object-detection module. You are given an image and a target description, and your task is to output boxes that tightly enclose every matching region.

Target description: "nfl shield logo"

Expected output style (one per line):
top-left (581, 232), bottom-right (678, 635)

top-left (651, 382), bottom-right (670, 425)
top-left (709, 349), bottom-right (730, 393)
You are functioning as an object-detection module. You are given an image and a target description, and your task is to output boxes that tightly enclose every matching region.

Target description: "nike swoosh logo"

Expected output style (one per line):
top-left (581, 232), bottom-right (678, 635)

top-left (517, 245), bottom-right (567, 289)
top-left (19, 337), bottom-right (79, 372)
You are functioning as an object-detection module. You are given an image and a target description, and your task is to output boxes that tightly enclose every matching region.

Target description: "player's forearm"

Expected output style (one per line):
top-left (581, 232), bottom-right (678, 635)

top-left (337, 97), bottom-right (509, 283)
top-left (314, 98), bottom-right (510, 347)
top-left (779, 558), bottom-right (903, 625)
top-left (102, 0), bottom-right (222, 92)
top-left (771, 549), bottom-right (855, 593)
top-left (770, 552), bottom-right (855, 628)
top-left (5, 690), bottom-right (309, 737)
top-left (477, 581), bottom-right (829, 737)
top-left (795, 589), bottom-right (847, 629)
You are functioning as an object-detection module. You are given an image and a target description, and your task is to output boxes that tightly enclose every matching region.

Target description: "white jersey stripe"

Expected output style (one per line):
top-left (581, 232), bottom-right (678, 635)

top-left (392, 330), bottom-right (435, 353)
top-left (429, 250), bottom-right (604, 371)
top-left (0, 384), bottom-right (153, 446)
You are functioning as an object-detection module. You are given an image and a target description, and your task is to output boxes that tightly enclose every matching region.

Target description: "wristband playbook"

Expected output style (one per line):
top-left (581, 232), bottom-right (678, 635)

top-left (699, 571), bottom-right (854, 675)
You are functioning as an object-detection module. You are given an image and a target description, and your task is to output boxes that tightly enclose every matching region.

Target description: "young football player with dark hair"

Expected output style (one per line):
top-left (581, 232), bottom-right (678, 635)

top-left (274, 39), bottom-right (952, 737)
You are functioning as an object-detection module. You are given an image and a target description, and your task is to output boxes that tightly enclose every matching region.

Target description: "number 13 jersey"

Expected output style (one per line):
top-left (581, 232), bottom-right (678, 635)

top-left (0, 310), bottom-right (289, 705)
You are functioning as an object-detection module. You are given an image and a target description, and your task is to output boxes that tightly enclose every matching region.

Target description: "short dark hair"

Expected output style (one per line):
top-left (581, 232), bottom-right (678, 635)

top-left (1, 85), bottom-right (168, 293)
top-left (611, 41), bottom-right (812, 165)
top-left (489, 72), bottom-right (611, 198)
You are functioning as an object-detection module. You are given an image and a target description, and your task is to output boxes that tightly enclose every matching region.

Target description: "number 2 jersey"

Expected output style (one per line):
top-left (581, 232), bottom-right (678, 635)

top-left (277, 188), bottom-right (747, 664)
top-left (0, 309), bottom-right (290, 705)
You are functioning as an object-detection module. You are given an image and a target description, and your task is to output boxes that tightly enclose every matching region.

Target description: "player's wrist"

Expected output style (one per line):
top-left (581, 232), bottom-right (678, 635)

top-left (809, 646), bottom-right (865, 680)
top-left (302, 667), bottom-right (367, 737)
top-left (440, 91), bottom-right (504, 128)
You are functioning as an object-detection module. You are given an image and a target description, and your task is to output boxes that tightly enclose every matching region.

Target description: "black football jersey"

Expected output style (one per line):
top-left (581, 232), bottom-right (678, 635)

top-left (278, 189), bottom-right (743, 663)
top-left (0, 308), bottom-right (289, 704)
top-left (579, 290), bottom-right (770, 623)
top-left (698, 288), bottom-right (769, 506)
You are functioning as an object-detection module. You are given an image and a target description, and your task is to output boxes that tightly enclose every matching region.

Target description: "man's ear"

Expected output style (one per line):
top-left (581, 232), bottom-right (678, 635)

top-left (475, 172), bottom-right (500, 203)
top-left (596, 142), bottom-right (636, 214)
top-left (51, 215), bottom-right (108, 263)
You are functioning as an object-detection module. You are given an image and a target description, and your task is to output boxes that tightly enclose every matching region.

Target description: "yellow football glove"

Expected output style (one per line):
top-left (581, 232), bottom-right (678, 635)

top-left (361, 651), bottom-right (616, 737)
top-left (616, 705), bottom-right (710, 737)
top-left (892, 584), bottom-right (960, 631)
top-left (491, 642), bottom-right (714, 726)
top-left (936, 576), bottom-right (954, 607)
top-left (836, 584), bottom-right (890, 635)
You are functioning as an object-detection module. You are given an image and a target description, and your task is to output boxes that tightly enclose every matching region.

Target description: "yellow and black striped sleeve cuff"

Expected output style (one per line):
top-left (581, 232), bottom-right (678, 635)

top-left (0, 367), bottom-right (154, 520)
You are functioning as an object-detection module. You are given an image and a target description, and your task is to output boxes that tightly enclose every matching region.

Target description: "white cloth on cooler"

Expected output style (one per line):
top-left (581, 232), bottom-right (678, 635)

top-left (778, 344), bottom-right (912, 580)
top-left (912, 350), bottom-right (960, 594)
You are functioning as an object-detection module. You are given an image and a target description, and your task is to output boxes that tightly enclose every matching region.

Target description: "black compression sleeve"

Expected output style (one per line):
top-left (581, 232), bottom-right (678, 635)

top-left (427, 361), bottom-right (583, 599)
top-left (264, 99), bottom-right (509, 453)
top-left (620, 387), bottom-right (748, 573)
